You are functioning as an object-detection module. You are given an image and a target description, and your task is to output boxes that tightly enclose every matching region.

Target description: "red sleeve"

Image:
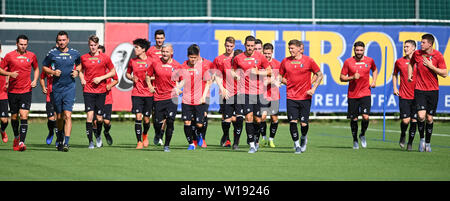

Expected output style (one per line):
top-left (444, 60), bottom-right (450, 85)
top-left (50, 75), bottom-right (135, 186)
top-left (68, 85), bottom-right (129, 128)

top-left (0, 56), bottom-right (7, 70)
top-left (341, 60), bottom-right (349, 75)
top-left (279, 59), bottom-right (286, 76)
top-left (40, 70), bottom-right (46, 79)
top-left (126, 60), bottom-right (133, 74)
top-left (105, 55), bottom-right (114, 71)
top-left (260, 54), bottom-right (270, 69)
top-left (393, 60), bottom-right (400, 75)
top-left (32, 53), bottom-right (39, 69)
top-left (437, 53), bottom-right (447, 70)
top-left (112, 72), bottom-right (118, 80)
top-left (409, 50), bottom-right (418, 67)
top-left (232, 56), bottom-right (239, 70)
top-left (309, 58), bottom-right (320, 73)
top-left (146, 62), bottom-right (154, 77)
top-left (370, 58), bottom-right (377, 71)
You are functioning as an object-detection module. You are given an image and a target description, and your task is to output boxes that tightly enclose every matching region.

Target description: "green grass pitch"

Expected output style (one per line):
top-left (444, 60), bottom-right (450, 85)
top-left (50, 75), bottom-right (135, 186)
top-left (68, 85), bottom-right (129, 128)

top-left (0, 119), bottom-right (449, 181)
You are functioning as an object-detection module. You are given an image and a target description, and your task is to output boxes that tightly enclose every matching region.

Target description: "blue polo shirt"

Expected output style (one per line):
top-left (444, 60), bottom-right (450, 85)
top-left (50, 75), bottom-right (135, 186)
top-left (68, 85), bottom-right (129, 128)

top-left (42, 47), bottom-right (81, 93)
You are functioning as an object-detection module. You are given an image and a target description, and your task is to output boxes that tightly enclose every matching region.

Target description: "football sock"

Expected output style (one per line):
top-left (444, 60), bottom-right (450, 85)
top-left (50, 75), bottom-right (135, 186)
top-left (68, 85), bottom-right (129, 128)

top-left (143, 122), bottom-right (150, 135)
top-left (300, 123), bottom-right (309, 137)
top-left (1, 120), bottom-right (8, 133)
top-left (96, 121), bottom-right (103, 138)
top-left (86, 122), bottom-right (93, 142)
top-left (164, 120), bottom-right (174, 147)
top-left (400, 121), bottom-right (408, 138)
top-left (19, 119), bottom-right (28, 143)
top-left (425, 122), bottom-right (433, 143)
top-left (254, 122), bottom-right (261, 143)
top-left (417, 120), bottom-right (425, 139)
top-left (408, 121), bottom-right (417, 145)
top-left (260, 121), bottom-right (267, 137)
top-left (350, 119), bottom-right (358, 142)
top-left (360, 119), bottom-right (369, 136)
top-left (11, 119), bottom-right (19, 138)
top-left (289, 122), bottom-right (299, 142)
top-left (104, 123), bottom-right (111, 134)
top-left (184, 125), bottom-right (193, 144)
top-left (245, 122), bottom-right (255, 144)
top-left (269, 121), bottom-right (278, 138)
top-left (47, 119), bottom-right (56, 135)
top-left (234, 116), bottom-right (244, 145)
top-left (64, 136), bottom-right (70, 145)
top-left (135, 120), bottom-right (142, 142)
top-left (222, 121), bottom-right (231, 140)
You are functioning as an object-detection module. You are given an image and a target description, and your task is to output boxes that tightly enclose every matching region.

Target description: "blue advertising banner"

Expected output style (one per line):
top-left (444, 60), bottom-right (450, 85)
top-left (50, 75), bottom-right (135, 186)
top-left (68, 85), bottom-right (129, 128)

top-left (148, 23), bottom-right (450, 113)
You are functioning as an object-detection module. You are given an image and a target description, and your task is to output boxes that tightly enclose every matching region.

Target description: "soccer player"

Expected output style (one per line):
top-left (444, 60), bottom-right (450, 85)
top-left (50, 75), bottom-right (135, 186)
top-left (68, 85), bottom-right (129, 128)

top-left (280, 40), bottom-right (323, 154)
top-left (80, 35), bottom-right (116, 149)
top-left (39, 66), bottom-right (57, 145)
top-left (408, 34), bottom-right (447, 152)
top-left (0, 43), bottom-right (9, 144)
top-left (254, 39), bottom-right (263, 53)
top-left (42, 31), bottom-right (81, 152)
top-left (260, 43), bottom-right (281, 148)
top-left (392, 40), bottom-right (417, 151)
top-left (0, 35), bottom-right (39, 151)
top-left (179, 44), bottom-right (213, 150)
top-left (146, 29), bottom-right (165, 60)
top-left (340, 41), bottom-right (378, 150)
top-left (126, 38), bottom-right (154, 149)
top-left (146, 43), bottom-right (181, 152)
top-left (232, 35), bottom-right (271, 153)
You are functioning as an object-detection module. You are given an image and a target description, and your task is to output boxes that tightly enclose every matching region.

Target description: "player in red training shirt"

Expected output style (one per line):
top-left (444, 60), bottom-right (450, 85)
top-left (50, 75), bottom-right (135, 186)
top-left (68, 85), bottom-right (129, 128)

top-left (408, 34), bottom-right (447, 152)
top-left (280, 40), bottom-right (323, 154)
top-left (80, 35), bottom-right (116, 149)
top-left (340, 41), bottom-right (378, 150)
top-left (146, 43), bottom-right (182, 152)
top-left (232, 35), bottom-right (272, 153)
top-left (392, 40), bottom-right (417, 151)
top-left (179, 44), bottom-right (213, 150)
top-left (0, 43), bottom-right (10, 144)
top-left (125, 38), bottom-right (154, 149)
top-left (0, 35), bottom-right (39, 151)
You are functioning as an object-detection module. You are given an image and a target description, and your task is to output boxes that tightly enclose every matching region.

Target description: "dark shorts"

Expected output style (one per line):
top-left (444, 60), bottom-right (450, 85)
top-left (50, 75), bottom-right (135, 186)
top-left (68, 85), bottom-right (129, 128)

top-left (52, 89), bottom-right (76, 113)
top-left (219, 94), bottom-right (239, 119)
top-left (399, 98), bottom-right (417, 119)
top-left (46, 101), bottom-right (56, 118)
top-left (84, 92), bottom-right (106, 116)
top-left (103, 104), bottom-right (112, 120)
top-left (347, 96), bottom-right (371, 119)
top-left (414, 90), bottom-right (438, 116)
top-left (0, 99), bottom-right (9, 117)
top-left (8, 92), bottom-right (32, 114)
top-left (287, 99), bottom-right (311, 123)
top-left (131, 96), bottom-right (153, 117)
top-left (262, 100), bottom-right (280, 116)
top-left (237, 94), bottom-right (266, 117)
top-left (182, 103), bottom-right (208, 124)
top-left (154, 98), bottom-right (178, 123)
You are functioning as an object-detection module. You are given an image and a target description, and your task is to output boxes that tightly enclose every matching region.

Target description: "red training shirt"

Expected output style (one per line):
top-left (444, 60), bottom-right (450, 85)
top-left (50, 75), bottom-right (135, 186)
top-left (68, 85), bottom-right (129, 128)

top-left (340, 56), bottom-right (377, 99)
top-left (0, 50), bottom-right (38, 94)
top-left (409, 49), bottom-right (447, 91)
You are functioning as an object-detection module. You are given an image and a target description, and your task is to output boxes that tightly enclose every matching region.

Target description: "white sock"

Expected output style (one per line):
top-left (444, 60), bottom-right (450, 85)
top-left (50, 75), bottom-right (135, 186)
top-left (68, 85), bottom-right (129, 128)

top-left (249, 142), bottom-right (255, 148)
top-left (294, 140), bottom-right (300, 148)
top-left (269, 137), bottom-right (274, 141)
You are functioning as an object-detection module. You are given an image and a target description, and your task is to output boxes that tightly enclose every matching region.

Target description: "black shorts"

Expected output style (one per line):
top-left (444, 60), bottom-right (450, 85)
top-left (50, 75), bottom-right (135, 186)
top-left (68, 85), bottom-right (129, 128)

top-left (347, 96), bottom-right (371, 119)
top-left (131, 96), bottom-right (153, 117)
top-left (46, 101), bottom-right (56, 118)
top-left (0, 99), bottom-right (9, 117)
top-left (237, 94), bottom-right (266, 117)
top-left (8, 92), bottom-right (32, 114)
top-left (399, 98), bottom-right (417, 119)
top-left (103, 104), bottom-right (113, 120)
top-left (219, 94), bottom-right (239, 119)
top-left (84, 92), bottom-right (106, 116)
top-left (154, 98), bottom-right (178, 123)
top-left (262, 100), bottom-right (280, 116)
top-left (414, 90), bottom-right (438, 115)
top-left (287, 99), bottom-right (311, 123)
top-left (182, 103), bottom-right (208, 124)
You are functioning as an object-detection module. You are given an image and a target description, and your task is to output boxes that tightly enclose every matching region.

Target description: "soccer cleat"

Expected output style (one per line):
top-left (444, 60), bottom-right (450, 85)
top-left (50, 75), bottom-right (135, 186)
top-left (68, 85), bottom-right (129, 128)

top-left (353, 141), bottom-right (359, 149)
top-left (248, 147), bottom-right (256, 154)
top-left (223, 140), bottom-right (231, 147)
top-left (399, 135), bottom-right (406, 149)
top-left (300, 136), bottom-right (308, 152)
top-left (88, 141), bottom-right (95, 149)
top-left (13, 138), bottom-right (20, 151)
top-left (96, 135), bottom-right (103, 148)
top-left (260, 138), bottom-right (267, 147)
top-left (193, 140), bottom-right (198, 147)
top-left (1, 131), bottom-right (8, 143)
top-left (164, 146), bottom-right (170, 152)
top-left (197, 136), bottom-right (204, 147)
top-left (425, 143), bottom-right (432, 152)
top-left (62, 144), bottom-right (69, 152)
top-left (18, 142), bottom-right (27, 151)
top-left (45, 132), bottom-right (54, 145)
top-left (57, 142), bottom-right (64, 151)
top-left (269, 139), bottom-right (275, 148)
top-left (220, 135), bottom-right (227, 147)
top-left (153, 136), bottom-right (160, 146)
top-left (187, 144), bottom-right (195, 150)
top-left (104, 132), bottom-right (113, 145)
top-left (418, 138), bottom-right (425, 152)
top-left (143, 133), bottom-right (149, 147)
top-left (157, 139), bottom-right (163, 146)
top-left (255, 143), bottom-right (259, 151)
top-left (359, 135), bottom-right (367, 148)
top-left (136, 141), bottom-right (144, 149)
top-left (294, 146), bottom-right (302, 154)
top-left (232, 143), bottom-right (239, 150)
top-left (406, 144), bottom-right (413, 151)
top-left (201, 140), bottom-right (207, 148)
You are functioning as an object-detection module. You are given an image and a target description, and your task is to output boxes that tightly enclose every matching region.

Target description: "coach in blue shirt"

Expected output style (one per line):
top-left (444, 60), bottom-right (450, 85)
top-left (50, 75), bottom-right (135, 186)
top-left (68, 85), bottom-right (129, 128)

top-left (42, 31), bottom-right (81, 152)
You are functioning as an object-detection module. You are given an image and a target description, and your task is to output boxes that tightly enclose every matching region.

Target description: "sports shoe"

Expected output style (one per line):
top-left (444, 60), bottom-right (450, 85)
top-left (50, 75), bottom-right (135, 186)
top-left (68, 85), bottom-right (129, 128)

top-left (248, 147), bottom-right (256, 154)
top-left (300, 136), bottom-right (308, 152)
top-left (1, 131), bottom-right (8, 143)
top-left (136, 141), bottom-right (144, 149)
top-left (45, 132), bottom-right (54, 145)
top-left (223, 140), bottom-right (231, 147)
top-left (269, 139), bottom-right (276, 148)
top-left (153, 136), bottom-right (160, 146)
top-left (62, 144), bottom-right (69, 152)
top-left (88, 141), bottom-right (95, 149)
top-left (407, 144), bottom-right (413, 151)
top-left (425, 143), bottom-right (432, 152)
top-left (399, 135), bottom-right (406, 149)
top-left (294, 146), bottom-right (302, 154)
top-left (18, 142), bottom-right (27, 151)
top-left (359, 135), bottom-right (367, 148)
top-left (255, 143), bottom-right (259, 151)
top-left (104, 132), bottom-right (113, 145)
top-left (353, 141), bottom-right (359, 149)
top-left (187, 144), bottom-right (195, 150)
top-left (198, 136), bottom-right (204, 147)
top-left (158, 139), bottom-right (163, 146)
top-left (96, 135), bottom-right (103, 148)
top-left (232, 143), bottom-right (239, 150)
top-left (193, 140), bottom-right (198, 147)
top-left (261, 138), bottom-right (268, 147)
top-left (418, 138), bottom-right (425, 152)
top-left (13, 138), bottom-right (20, 151)
top-left (143, 133), bottom-right (149, 147)
top-left (164, 146), bottom-right (170, 152)
top-left (201, 140), bottom-right (207, 148)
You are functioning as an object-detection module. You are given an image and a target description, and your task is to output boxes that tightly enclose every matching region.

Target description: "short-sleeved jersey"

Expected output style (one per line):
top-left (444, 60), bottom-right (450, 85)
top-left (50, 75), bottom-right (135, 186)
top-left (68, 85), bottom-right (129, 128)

top-left (179, 58), bottom-right (213, 105)
top-left (126, 56), bottom-right (154, 97)
top-left (232, 51), bottom-right (270, 95)
top-left (0, 50), bottom-right (38, 94)
top-left (280, 56), bottom-right (320, 100)
top-left (410, 49), bottom-right (447, 91)
top-left (81, 52), bottom-right (115, 94)
top-left (394, 56), bottom-right (417, 100)
top-left (105, 72), bottom-right (118, 105)
top-left (213, 53), bottom-right (237, 96)
top-left (340, 56), bottom-right (377, 99)
top-left (147, 58), bottom-right (181, 101)
top-left (40, 70), bottom-right (53, 102)
top-left (264, 58), bottom-right (281, 101)
top-left (0, 57), bottom-right (7, 100)
top-left (146, 46), bottom-right (163, 61)
top-left (42, 48), bottom-right (81, 93)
